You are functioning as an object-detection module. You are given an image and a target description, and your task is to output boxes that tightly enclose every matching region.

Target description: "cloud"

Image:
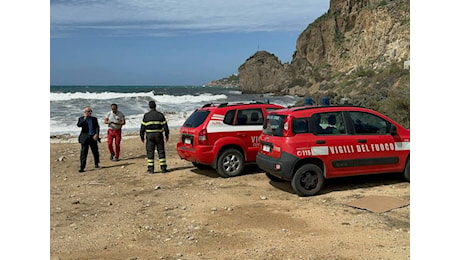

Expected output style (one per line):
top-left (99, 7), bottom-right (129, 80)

top-left (50, 0), bottom-right (328, 37)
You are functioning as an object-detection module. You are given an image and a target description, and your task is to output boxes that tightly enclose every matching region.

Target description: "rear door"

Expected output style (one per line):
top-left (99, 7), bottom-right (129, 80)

top-left (309, 112), bottom-right (355, 177)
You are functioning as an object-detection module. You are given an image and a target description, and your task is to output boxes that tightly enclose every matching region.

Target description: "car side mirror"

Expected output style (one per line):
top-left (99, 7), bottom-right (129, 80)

top-left (390, 125), bottom-right (398, 136)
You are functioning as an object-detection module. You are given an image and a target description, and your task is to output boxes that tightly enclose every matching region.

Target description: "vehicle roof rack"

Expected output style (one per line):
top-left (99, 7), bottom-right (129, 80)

top-left (216, 101), bottom-right (266, 108)
top-left (201, 100), bottom-right (269, 109)
top-left (291, 104), bottom-right (362, 112)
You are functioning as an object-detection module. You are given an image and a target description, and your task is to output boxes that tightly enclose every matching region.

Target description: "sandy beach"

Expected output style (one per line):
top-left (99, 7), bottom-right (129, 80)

top-left (50, 129), bottom-right (409, 259)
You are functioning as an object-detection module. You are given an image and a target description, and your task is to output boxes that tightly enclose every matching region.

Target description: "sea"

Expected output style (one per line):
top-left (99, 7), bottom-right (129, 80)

top-left (50, 85), bottom-right (302, 136)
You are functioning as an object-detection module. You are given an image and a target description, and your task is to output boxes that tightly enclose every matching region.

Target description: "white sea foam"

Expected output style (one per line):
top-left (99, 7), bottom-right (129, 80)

top-left (50, 113), bottom-right (189, 136)
top-left (152, 93), bottom-right (227, 104)
top-left (227, 90), bottom-right (242, 95)
top-left (50, 91), bottom-right (227, 104)
top-left (50, 91), bottom-right (155, 101)
top-left (49, 92), bottom-right (226, 135)
top-left (50, 86), bottom-right (301, 136)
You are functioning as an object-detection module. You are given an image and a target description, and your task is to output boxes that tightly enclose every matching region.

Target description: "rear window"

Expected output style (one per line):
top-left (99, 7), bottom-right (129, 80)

top-left (236, 109), bottom-right (264, 125)
top-left (223, 109), bottom-right (236, 125)
top-left (183, 110), bottom-right (210, 128)
top-left (263, 114), bottom-right (286, 136)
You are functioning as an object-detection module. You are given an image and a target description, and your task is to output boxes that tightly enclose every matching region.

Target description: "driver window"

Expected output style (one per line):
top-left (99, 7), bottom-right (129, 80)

top-left (349, 111), bottom-right (389, 134)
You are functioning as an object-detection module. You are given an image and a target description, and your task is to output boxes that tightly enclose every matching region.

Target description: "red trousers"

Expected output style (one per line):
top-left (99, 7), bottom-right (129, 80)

top-left (107, 128), bottom-right (122, 158)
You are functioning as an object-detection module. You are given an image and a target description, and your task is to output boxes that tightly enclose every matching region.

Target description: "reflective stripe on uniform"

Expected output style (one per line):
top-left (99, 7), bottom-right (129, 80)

top-left (159, 158), bottom-right (166, 165)
top-left (147, 159), bottom-right (154, 166)
top-left (146, 129), bottom-right (164, 133)
top-left (141, 121), bottom-right (166, 126)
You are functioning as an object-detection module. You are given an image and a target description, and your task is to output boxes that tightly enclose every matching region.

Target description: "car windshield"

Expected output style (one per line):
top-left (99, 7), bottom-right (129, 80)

top-left (183, 110), bottom-right (210, 128)
top-left (263, 114), bottom-right (286, 136)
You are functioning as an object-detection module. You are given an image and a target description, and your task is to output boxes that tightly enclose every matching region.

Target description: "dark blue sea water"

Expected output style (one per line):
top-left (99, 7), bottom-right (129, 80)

top-left (50, 85), bottom-right (301, 135)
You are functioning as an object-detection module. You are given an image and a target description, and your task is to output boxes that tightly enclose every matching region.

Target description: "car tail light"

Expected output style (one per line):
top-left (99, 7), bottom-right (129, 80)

top-left (198, 129), bottom-right (208, 145)
top-left (282, 116), bottom-right (294, 137)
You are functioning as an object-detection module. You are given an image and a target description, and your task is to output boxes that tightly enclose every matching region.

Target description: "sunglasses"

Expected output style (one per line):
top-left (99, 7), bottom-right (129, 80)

top-left (84, 110), bottom-right (92, 113)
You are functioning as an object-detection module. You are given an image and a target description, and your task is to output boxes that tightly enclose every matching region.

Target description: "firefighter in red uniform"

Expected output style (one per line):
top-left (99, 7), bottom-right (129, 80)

top-left (140, 101), bottom-right (169, 174)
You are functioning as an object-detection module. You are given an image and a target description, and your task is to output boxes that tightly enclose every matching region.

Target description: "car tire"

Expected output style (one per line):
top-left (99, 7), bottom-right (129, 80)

top-left (403, 157), bottom-right (410, 182)
top-left (217, 148), bottom-right (244, 178)
top-left (265, 172), bottom-right (283, 182)
top-left (291, 164), bottom-right (325, 196)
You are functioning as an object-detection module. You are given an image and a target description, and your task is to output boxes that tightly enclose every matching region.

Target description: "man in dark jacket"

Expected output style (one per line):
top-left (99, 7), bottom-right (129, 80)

top-left (140, 101), bottom-right (169, 174)
top-left (77, 106), bottom-right (100, 172)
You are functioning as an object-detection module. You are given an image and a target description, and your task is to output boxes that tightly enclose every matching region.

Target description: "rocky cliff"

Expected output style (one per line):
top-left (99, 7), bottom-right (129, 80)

top-left (238, 0), bottom-right (410, 126)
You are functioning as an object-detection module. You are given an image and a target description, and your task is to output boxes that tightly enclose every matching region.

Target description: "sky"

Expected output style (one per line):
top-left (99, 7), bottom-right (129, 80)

top-left (50, 0), bottom-right (329, 86)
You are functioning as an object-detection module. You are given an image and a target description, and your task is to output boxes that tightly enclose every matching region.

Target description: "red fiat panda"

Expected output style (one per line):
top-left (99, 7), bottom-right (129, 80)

top-left (256, 104), bottom-right (410, 196)
top-left (176, 102), bottom-right (283, 177)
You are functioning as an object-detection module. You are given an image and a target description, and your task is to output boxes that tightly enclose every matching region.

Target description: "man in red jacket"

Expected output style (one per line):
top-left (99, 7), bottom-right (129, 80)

top-left (104, 103), bottom-right (125, 161)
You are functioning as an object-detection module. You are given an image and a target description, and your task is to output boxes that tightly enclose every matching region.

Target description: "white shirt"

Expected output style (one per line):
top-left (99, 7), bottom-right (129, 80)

top-left (105, 111), bottom-right (125, 130)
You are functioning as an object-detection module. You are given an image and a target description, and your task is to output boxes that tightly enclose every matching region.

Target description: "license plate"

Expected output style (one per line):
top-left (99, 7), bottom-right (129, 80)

top-left (262, 145), bottom-right (271, 152)
top-left (184, 138), bottom-right (191, 144)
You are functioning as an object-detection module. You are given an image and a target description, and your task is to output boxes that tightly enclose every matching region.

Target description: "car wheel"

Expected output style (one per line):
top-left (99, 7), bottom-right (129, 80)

top-left (217, 148), bottom-right (244, 178)
top-left (265, 172), bottom-right (283, 182)
top-left (291, 164), bottom-right (324, 196)
top-left (403, 157), bottom-right (410, 182)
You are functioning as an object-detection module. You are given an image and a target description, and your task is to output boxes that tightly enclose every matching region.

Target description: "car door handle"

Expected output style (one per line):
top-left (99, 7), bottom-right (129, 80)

top-left (316, 140), bottom-right (326, 144)
top-left (358, 139), bottom-right (367, 143)
top-left (237, 133), bottom-right (247, 137)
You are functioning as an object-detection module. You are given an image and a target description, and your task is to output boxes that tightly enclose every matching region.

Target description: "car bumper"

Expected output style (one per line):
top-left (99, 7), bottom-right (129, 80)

top-left (256, 152), bottom-right (297, 180)
top-left (176, 144), bottom-right (215, 165)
